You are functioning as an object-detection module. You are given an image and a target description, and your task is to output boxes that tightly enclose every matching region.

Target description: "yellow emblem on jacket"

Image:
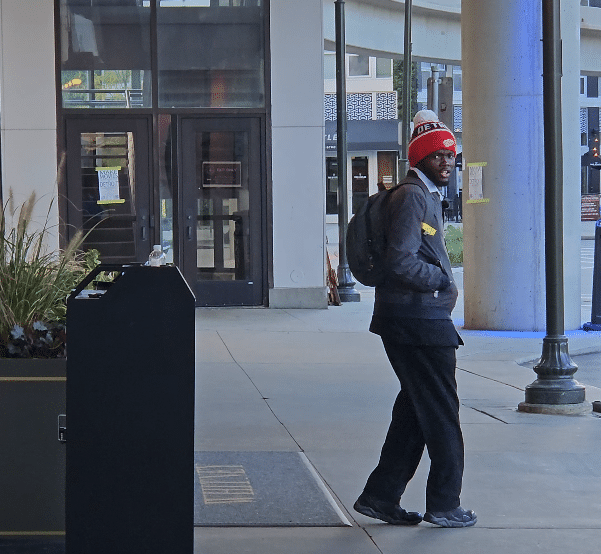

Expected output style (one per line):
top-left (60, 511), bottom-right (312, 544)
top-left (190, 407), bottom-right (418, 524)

top-left (421, 222), bottom-right (437, 236)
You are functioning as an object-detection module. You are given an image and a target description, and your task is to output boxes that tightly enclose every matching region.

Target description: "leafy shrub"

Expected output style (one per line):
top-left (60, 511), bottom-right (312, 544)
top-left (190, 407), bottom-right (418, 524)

top-left (444, 225), bottom-right (464, 266)
top-left (0, 191), bottom-right (88, 358)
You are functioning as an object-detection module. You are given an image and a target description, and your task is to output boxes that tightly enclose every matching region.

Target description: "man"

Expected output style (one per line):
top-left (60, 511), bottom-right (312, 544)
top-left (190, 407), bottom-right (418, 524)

top-left (353, 110), bottom-right (476, 528)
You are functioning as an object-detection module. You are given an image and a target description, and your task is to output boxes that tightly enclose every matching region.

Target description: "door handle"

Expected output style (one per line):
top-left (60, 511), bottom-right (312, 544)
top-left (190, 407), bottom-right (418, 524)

top-left (58, 414), bottom-right (66, 443)
top-left (140, 213), bottom-right (148, 241)
top-left (186, 215), bottom-right (193, 241)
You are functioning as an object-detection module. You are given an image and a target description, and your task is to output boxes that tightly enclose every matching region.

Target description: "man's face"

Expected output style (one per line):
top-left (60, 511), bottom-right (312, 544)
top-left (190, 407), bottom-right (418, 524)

top-left (417, 149), bottom-right (455, 186)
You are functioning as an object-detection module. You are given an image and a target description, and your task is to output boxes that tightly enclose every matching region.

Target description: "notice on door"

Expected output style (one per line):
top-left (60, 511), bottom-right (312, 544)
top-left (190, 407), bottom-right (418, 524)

top-left (202, 162), bottom-right (241, 187)
top-left (96, 166), bottom-right (125, 204)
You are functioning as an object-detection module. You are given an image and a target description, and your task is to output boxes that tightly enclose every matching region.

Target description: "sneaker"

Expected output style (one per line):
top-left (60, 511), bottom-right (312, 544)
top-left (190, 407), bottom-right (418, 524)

top-left (424, 507), bottom-right (477, 528)
top-left (353, 493), bottom-right (423, 525)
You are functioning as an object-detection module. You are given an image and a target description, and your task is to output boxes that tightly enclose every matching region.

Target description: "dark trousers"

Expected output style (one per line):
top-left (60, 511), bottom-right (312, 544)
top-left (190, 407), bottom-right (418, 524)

top-left (363, 338), bottom-right (464, 512)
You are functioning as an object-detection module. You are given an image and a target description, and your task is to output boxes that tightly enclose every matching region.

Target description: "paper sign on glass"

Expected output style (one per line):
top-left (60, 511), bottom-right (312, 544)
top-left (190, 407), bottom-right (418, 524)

top-left (96, 167), bottom-right (125, 204)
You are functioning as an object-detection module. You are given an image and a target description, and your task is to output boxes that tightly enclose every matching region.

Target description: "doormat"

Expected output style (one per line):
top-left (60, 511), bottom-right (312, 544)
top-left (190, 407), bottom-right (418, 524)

top-left (194, 451), bottom-right (350, 527)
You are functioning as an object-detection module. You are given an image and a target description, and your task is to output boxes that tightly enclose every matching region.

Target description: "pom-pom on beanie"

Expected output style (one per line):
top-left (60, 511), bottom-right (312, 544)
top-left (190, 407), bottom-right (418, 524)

top-left (408, 109), bottom-right (457, 167)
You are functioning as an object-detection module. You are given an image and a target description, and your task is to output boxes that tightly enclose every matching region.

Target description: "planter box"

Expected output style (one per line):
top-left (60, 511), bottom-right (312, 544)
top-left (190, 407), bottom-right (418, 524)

top-left (0, 358), bottom-right (66, 535)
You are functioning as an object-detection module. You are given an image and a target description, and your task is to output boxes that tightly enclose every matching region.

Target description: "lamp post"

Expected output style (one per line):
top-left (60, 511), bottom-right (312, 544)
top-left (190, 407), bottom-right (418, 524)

top-left (334, 0), bottom-right (360, 302)
top-left (399, 0), bottom-right (412, 177)
top-left (518, 0), bottom-right (586, 413)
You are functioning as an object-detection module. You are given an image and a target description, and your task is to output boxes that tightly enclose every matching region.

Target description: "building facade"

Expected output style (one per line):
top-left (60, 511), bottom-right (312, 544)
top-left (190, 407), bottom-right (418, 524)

top-left (1, 0), bottom-right (327, 309)
top-left (2, 0), bottom-right (601, 328)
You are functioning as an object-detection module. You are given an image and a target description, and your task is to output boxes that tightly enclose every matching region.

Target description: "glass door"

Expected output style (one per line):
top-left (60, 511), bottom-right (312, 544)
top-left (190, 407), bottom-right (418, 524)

top-left (180, 118), bottom-right (264, 306)
top-left (352, 156), bottom-right (369, 213)
top-left (65, 118), bottom-right (152, 264)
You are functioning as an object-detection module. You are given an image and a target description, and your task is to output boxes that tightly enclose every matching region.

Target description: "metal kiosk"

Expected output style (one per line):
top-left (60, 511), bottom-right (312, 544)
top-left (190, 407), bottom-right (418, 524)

top-left (66, 264), bottom-right (195, 554)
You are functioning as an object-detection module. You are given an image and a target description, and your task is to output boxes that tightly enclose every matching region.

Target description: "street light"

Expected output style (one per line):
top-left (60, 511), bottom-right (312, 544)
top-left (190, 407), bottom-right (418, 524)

top-left (518, 0), bottom-right (586, 413)
top-left (399, 0), bottom-right (412, 177)
top-left (334, 0), bottom-right (360, 302)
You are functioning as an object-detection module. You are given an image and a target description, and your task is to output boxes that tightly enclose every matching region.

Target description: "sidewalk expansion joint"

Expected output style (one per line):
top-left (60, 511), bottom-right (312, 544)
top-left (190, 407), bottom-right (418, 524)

top-left (462, 404), bottom-right (510, 424)
top-left (457, 366), bottom-right (525, 391)
top-left (215, 331), bottom-right (304, 452)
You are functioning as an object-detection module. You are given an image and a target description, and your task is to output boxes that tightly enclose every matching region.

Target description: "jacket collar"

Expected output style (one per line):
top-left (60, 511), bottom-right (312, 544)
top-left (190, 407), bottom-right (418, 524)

top-left (409, 167), bottom-right (444, 199)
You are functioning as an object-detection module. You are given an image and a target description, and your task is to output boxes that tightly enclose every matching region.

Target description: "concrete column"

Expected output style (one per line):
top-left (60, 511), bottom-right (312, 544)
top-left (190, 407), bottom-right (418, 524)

top-left (269, 0), bottom-right (327, 308)
top-left (0, 0), bottom-right (58, 243)
top-left (461, 0), bottom-right (581, 331)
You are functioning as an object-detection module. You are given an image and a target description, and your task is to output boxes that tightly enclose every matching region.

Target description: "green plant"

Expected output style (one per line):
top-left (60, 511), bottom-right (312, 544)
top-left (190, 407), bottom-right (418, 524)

top-left (0, 190), bottom-right (88, 358)
top-left (444, 225), bottom-right (464, 266)
top-left (393, 60), bottom-right (419, 120)
top-left (82, 248), bottom-right (118, 284)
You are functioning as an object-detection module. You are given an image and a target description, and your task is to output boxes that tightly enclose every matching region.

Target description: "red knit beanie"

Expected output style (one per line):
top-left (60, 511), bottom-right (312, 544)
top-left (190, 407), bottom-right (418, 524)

top-left (408, 110), bottom-right (457, 167)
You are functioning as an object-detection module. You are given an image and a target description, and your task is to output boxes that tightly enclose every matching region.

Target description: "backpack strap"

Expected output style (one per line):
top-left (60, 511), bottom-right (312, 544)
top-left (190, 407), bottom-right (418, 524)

top-left (386, 174), bottom-right (440, 242)
top-left (394, 174), bottom-right (431, 196)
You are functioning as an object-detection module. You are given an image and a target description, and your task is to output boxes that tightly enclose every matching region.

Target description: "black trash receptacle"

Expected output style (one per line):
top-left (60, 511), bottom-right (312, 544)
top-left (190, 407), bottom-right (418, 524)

top-left (66, 264), bottom-right (195, 554)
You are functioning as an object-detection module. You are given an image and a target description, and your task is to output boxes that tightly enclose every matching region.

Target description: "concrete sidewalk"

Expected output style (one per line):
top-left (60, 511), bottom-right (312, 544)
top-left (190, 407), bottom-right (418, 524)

top-left (194, 286), bottom-right (601, 554)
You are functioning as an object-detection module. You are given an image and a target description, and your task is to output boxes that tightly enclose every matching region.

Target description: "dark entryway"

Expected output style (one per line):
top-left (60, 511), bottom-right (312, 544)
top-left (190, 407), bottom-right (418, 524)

top-left (180, 118), bottom-right (264, 306)
top-left (57, 0), bottom-right (270, 307)
top-left (64, 117), bottom-right (152, 265)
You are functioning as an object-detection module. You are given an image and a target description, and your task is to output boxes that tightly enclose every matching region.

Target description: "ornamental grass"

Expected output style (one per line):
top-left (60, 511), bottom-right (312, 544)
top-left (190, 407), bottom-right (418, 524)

top-left (0, 190), bottom-right (87, 357)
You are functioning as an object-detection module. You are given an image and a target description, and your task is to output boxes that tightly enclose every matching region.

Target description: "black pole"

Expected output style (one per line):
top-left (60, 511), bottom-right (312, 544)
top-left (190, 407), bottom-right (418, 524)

top-left (335, 0), bottom-right (360, 302)
top-left (519, 0), bottom-right (585, 409)
top-left (400, 0), bottom-right (412, 177)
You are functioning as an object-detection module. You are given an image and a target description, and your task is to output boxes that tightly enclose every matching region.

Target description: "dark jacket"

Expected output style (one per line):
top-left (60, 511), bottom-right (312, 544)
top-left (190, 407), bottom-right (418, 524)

top-left (372, 172), bottom-right (458, 321)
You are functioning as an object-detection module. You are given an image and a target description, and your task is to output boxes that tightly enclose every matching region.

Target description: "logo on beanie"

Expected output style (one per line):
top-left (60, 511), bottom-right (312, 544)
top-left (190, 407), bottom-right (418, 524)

top-left (414, 121), bottom-right (447, 136)
top-left (443, 138), bottom-right (455, 148)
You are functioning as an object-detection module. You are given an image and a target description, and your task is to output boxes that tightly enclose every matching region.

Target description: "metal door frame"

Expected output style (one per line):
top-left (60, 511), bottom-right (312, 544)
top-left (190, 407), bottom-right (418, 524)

top-left (178, 116), bottom-right (265, 307)
top-left (64, 116), bottom-right (153, 264)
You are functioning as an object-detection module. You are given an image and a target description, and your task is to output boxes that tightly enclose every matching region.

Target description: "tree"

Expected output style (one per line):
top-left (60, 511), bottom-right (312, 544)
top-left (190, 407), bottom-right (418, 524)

top-left (393, 60), bottom-right (419, 121)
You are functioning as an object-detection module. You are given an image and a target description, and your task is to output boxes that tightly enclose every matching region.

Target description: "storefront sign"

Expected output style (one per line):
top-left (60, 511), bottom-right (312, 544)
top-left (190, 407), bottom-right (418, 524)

top-left (202, 161), bottom-right (242, 187)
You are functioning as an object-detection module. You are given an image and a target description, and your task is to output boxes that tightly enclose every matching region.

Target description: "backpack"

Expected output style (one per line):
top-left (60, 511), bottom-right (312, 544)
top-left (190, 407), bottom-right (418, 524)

top-left (345, 176), bottom-right (426, 287)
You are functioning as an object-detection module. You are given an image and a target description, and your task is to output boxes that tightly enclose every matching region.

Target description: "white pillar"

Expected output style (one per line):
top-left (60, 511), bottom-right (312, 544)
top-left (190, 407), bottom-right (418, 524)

top-left (269, 0), bottom-right (327, 308)
top-left (0, 0), bottom-right (58, 242)
top-left (461, 0), bottom-right (581, 331)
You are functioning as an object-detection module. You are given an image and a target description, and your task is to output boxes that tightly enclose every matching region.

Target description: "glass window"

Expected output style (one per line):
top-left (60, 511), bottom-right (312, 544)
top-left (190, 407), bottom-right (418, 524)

top-left (78, 131), bottom-right (139, 262)
top-left (59, 0), bottom-right (152, 108)
top-left (157, 0), bottom-right (265, 108)
top-left (453, 67), bottom-right (462, 92)
top-left (194, 130), bottom-right (251, 281)
top-left (375, 58), bottom-right (392, 78)
top-left (158, 114), bottom-right (175, 264)
top-left (324, 53), bottom-right (336, 80)
top-left (377, 152), bottom-right (396, 188)
top-left (587, 76), bottom-right (599, 98)
top-left (419, 63), bottom-right (431, 91)
top-left (349, 55), bottom-right (369, 77)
